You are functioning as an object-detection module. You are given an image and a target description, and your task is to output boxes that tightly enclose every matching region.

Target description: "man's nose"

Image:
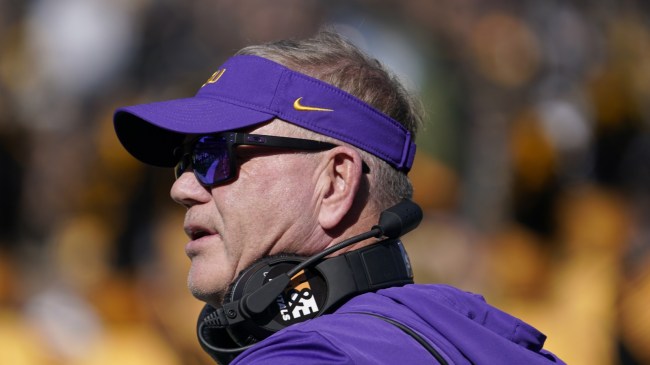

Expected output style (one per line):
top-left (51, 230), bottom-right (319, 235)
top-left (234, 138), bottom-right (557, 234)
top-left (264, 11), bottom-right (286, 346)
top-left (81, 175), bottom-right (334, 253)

top-left (170, 170), bottom-right (212, 209)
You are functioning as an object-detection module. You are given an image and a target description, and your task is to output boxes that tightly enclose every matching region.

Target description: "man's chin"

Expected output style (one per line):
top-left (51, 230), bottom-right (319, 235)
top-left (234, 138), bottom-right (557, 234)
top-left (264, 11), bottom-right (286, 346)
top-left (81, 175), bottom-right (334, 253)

top-left (188, 278), bottom-right (227, 307)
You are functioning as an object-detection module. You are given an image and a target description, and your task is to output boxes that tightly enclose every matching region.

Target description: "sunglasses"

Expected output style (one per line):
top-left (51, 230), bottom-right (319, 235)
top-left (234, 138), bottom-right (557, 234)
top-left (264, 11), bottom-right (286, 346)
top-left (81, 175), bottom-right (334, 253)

top-left (174, 132), bottom-right (368, 187)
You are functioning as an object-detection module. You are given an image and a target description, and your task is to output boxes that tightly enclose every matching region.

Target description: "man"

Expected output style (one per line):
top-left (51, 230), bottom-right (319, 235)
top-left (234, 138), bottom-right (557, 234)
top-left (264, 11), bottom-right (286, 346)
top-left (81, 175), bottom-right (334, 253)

top-left (114, 31), bottom-right (565, 364)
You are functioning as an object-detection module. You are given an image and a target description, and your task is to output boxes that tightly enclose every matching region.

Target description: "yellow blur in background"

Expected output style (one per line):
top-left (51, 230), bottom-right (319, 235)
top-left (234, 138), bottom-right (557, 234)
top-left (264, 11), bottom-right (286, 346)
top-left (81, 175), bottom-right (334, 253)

top-left (1, 1), bottom-right (650, 364)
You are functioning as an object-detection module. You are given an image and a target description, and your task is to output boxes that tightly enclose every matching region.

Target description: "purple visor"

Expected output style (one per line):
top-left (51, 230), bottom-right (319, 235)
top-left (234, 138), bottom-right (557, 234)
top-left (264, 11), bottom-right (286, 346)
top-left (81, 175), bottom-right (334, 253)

top-left (114, 55), bottom-right (416, 172)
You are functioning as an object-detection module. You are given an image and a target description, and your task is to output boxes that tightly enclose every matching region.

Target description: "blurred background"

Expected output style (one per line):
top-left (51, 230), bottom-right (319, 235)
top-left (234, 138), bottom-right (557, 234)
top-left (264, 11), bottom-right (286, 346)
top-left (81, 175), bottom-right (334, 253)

top-left (1, 0), bottom-right (649, 364)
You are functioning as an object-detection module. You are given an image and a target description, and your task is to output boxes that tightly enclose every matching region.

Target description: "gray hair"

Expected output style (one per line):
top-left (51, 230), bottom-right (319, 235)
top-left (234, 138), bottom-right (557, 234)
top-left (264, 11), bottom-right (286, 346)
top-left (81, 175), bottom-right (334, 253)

top-left (236, 30), bottom-right (423, 210)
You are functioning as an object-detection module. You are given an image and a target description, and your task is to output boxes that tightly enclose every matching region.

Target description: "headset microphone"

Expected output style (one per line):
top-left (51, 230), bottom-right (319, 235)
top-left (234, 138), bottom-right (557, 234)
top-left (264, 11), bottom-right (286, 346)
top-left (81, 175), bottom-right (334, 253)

top-left (197, 199), bottom-right (423, 363)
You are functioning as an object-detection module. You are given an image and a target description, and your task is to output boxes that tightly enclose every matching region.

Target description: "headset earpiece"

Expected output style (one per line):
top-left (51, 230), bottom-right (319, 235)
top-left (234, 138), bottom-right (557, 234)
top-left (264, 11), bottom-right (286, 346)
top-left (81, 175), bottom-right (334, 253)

top-left (198, 239), bottom-right (414, 356)
top-left (223, 255), bottom-right (329, 346)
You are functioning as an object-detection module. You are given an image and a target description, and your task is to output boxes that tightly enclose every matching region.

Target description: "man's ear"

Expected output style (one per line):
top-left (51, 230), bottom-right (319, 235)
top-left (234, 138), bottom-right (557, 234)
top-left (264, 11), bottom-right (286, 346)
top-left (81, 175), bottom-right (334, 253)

top-left (317, 146), bottom-right (364, 230)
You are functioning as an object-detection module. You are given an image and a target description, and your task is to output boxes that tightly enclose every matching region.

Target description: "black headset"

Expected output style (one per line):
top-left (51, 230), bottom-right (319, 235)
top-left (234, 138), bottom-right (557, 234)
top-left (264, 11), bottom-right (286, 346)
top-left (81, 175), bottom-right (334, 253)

top-left (196, 199), bottom-right (423, 364)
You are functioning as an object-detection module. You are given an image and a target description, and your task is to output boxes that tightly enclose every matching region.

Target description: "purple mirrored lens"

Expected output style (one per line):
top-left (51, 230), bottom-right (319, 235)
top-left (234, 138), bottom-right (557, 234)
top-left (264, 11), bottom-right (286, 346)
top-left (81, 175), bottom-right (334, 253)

top-left (193, 136), bottom-right (231, 185)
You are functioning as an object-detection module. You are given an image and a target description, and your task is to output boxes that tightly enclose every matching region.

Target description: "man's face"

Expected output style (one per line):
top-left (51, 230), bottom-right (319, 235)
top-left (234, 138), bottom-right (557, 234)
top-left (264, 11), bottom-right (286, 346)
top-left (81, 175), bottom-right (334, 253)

top-left (170, 122), bottom-right (323, 306)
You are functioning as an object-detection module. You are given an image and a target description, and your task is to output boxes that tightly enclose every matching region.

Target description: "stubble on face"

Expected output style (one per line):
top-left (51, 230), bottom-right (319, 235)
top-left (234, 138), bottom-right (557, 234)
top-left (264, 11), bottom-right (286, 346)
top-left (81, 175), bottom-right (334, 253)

top-left (183, 204), bottom-right (237, 305)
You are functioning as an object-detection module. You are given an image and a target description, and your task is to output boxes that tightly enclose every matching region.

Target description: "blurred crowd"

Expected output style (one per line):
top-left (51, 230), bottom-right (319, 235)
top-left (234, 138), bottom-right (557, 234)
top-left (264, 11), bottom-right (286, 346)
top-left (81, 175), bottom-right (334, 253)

top-left (1, 0), bottom-right (650, 364)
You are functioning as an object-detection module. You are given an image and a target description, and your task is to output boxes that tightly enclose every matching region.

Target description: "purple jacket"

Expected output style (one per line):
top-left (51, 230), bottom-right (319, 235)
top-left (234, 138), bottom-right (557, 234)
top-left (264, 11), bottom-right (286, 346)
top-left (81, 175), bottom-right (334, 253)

top-left (231, 284), bottom-right (565, 364)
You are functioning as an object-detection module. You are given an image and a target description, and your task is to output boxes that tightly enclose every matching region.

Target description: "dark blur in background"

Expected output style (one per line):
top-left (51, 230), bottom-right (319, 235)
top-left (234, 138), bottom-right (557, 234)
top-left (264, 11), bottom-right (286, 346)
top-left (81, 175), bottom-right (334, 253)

top-left (1, 0), bottom-right (650, 364)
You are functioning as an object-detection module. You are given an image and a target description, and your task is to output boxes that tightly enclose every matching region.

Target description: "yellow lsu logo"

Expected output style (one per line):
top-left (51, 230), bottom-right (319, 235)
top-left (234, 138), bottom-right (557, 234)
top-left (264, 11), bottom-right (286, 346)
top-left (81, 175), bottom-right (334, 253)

top-left (202, 68), bottom-right (226, 87)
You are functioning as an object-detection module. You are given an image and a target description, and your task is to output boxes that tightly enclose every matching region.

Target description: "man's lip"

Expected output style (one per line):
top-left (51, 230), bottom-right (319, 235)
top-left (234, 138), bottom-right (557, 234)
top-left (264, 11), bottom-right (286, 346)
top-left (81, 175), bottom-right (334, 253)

top-left (184, 230), bottom-right (219, 258)
top-left (184, 226), bottom-right (218, 240)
